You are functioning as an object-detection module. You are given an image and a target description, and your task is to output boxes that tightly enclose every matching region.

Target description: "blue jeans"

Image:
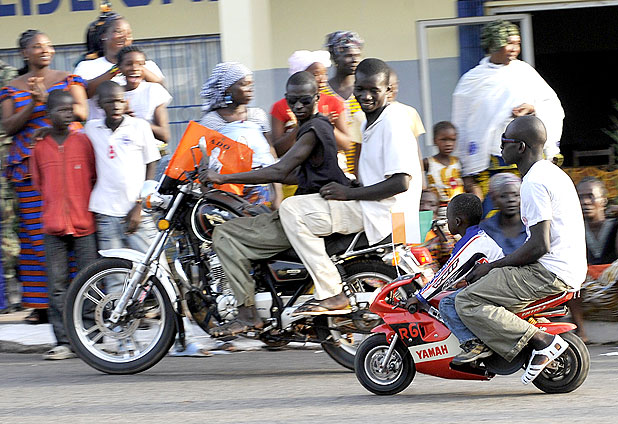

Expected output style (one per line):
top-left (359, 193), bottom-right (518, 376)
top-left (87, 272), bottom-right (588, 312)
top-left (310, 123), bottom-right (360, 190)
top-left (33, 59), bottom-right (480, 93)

top-left (94, 213), bottom-right (158, 293)
top-left (44, 233), bottom-right (98, 345)
top-left (439, 288), bottom-right (477, 344)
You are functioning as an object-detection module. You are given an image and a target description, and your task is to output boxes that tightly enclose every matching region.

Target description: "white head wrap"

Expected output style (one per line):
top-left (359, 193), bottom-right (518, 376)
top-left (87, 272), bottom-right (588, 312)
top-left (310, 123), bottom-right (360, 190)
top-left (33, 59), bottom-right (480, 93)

top-left (287, 50), bottom-right (331, 75)
top-left (488, 172), bottom-right (521, 195)
top-left (200, 62), bottom-right (252, 112)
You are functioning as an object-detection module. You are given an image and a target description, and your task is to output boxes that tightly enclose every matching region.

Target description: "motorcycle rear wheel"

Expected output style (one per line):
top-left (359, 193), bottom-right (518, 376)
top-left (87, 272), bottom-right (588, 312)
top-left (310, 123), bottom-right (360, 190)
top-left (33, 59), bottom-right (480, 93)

top-left (355, 333), bottom-right (415, 395)
top-left (64, 258), bottom-right (177, 374)
top-left (531, 331), bottom-right (590, 393)
top-left (315, 259), bottom-right (399, 370)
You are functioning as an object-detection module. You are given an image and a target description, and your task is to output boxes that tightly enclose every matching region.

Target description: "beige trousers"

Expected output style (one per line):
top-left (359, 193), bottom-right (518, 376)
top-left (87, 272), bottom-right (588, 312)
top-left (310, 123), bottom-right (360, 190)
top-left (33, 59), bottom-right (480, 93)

top-left (278, 193), bottom-right (364, 300)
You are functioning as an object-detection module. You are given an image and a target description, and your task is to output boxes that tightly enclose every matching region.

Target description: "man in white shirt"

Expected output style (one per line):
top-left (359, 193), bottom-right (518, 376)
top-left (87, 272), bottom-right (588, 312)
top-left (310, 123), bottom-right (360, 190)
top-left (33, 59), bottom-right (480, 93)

top-left (278, 58), bottom-right (422, 314)
top-left (85, 81), bottom-right (160, 261)
top-left (455, 115), bottom-right (586, 384)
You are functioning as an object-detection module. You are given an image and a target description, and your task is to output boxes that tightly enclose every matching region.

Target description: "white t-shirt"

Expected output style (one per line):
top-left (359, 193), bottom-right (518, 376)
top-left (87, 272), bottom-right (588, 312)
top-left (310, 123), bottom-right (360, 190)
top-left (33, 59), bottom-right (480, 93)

top-left (73, 56), bottom-right (165, 121)
top-left (123, 81), bottom-right (172, 122)
top-left (86, 116), bottom-right (161, 217)
top-left (358, 104), bottom-right (423, 245)
top-left (520, 160), bottom-right (587, 290)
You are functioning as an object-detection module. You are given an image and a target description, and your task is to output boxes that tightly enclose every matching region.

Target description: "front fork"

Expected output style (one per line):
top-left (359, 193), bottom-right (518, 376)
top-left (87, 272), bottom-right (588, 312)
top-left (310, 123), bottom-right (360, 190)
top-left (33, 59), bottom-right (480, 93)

top-left (109, 188), bottom-right (188, 324)
top-left (380, 333), bottom-right (400, 372)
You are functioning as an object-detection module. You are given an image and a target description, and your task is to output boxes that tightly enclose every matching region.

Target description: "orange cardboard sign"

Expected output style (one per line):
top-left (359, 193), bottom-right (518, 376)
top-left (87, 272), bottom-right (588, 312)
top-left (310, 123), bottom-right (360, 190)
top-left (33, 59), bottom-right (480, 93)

top-left (164, 121), bottom-right (253, 195)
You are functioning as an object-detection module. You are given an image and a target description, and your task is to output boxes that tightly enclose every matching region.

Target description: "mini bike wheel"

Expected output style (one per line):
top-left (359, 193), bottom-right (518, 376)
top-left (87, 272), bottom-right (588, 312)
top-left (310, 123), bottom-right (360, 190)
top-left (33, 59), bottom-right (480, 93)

top-left (532, 332), bottom-right (590, 394)
top-left (354, 333), bottom-right (415, 395)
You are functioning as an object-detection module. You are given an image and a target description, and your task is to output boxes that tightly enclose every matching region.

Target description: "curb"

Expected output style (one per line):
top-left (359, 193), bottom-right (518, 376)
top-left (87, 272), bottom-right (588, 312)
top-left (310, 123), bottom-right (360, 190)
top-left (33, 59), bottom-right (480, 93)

top-left (0, 341), bottom-right (54, 354)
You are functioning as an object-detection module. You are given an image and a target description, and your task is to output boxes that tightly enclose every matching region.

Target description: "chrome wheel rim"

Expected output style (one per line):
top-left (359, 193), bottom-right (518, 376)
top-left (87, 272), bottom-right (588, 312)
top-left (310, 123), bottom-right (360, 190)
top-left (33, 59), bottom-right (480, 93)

top-left (364, 345), bottom-right (404, 385)
top-left (72, 267), bottom-right (167, 363)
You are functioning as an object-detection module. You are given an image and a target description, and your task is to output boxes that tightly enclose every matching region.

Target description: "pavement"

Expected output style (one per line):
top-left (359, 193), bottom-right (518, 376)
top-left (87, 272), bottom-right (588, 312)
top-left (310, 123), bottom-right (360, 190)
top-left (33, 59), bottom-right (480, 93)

top-left (1, 308), bottom-right (617, 355)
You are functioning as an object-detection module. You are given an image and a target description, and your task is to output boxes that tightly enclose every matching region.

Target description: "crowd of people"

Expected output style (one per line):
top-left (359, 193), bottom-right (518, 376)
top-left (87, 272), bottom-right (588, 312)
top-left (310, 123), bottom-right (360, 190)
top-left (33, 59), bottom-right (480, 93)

top-left (0, 13), bottom-right (616, 378)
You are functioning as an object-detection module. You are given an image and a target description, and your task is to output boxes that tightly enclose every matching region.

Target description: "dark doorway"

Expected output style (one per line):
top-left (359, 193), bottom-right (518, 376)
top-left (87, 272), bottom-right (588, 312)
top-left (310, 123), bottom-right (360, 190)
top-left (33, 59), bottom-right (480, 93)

top-left (530, 6), bottom-right (618, 166)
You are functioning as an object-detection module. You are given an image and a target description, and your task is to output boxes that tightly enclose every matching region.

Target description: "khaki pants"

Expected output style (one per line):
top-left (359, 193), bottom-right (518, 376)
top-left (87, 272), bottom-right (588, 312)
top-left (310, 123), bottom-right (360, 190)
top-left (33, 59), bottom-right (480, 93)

top-left (278, 193), bottom-right (364, 300)
top-left (212, 211), bottom-right (291, 307)
top-left (455, 262), bottom-right (570, 361)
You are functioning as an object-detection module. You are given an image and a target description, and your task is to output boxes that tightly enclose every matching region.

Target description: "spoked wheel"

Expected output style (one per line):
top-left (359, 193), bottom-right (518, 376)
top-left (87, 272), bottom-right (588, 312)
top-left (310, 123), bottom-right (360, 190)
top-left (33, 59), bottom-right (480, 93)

top-left (64, 258), bottom-right (177, 374)
top-left (355, 333), bottom-right (415, 395)
top-left (315, 259), bottom-right (398, 370)
top-left (532, 332), bottom-right (590, 393)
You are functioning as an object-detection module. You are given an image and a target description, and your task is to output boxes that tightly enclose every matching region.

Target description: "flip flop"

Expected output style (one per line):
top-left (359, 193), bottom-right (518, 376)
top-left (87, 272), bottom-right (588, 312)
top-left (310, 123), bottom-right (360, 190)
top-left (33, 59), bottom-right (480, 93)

top-left (521, 334), bottom-right (569, 385)
top-left (208, 319), bottom-right (260, 338)
top-left (292, 299), bottom-right (351, 316)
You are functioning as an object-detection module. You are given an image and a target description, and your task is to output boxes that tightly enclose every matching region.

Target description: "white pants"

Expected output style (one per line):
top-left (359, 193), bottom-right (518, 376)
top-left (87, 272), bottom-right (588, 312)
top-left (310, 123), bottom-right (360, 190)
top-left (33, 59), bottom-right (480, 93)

top-left (278, 193), bottom-right (364, 300)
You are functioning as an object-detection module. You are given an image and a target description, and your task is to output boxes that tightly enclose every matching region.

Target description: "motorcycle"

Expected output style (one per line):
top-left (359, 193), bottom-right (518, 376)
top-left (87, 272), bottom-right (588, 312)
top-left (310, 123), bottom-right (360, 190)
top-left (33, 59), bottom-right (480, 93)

top-left (64, 135), bottom-right (434, 374)
top-left (354, 274), bottom-right (590, 395)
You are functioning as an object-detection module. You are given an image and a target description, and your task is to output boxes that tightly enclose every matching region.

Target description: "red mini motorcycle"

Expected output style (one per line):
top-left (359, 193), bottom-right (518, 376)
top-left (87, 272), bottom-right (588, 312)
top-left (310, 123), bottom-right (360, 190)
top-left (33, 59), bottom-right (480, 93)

top-left (354, 275), bottom-right (590, 395)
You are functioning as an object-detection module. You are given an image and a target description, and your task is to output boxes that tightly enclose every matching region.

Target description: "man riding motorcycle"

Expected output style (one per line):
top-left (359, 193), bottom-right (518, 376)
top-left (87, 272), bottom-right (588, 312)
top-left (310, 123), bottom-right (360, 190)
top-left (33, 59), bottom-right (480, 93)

top-left (455, 116), bottom-right (587, 385)
top-left (277, 58), bottom-right (422, 315)
top-left (199, 71), bottom-right (351, 336)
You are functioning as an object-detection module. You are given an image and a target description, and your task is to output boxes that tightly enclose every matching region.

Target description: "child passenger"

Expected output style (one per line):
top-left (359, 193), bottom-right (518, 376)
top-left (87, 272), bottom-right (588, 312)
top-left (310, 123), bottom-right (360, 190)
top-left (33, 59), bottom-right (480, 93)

top-left (423, 121), bottom-right (464, 218)
top-left (413, 194), bottom-right (503, 365)
top-left (31, 90), bottom-right (98, 360)
top-left (85, 81), bottom-right (160, 292)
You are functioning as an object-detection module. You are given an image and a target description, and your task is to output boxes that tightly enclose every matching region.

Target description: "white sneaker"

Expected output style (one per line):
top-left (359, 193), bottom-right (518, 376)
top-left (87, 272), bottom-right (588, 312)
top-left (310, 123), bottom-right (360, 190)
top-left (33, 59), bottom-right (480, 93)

top-left (43, 345), bottom-right (76, 360)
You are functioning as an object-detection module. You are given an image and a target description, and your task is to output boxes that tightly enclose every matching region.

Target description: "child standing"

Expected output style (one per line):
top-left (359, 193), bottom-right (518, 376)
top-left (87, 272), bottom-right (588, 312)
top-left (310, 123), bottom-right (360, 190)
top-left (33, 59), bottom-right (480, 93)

top-left (413, 194), bottom-right (504, 364)
top-left (31, 90), bottom-right (98, 360)
top-left (85, 81), bottom-right (160, 291)
top-left (424, 121), bottom-right (464, 217)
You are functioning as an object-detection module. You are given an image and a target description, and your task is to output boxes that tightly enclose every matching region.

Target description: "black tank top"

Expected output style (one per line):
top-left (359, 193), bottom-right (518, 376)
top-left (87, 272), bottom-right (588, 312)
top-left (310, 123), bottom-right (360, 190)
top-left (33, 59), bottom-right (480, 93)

top-left (295, 114), bottom-right (351, 195)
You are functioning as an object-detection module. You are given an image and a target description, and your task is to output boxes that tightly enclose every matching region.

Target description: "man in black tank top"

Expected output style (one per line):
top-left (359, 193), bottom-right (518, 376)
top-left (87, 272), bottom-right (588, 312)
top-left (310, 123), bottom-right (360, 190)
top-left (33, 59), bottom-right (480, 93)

top-left (200, 71), bottom-right (350, 337)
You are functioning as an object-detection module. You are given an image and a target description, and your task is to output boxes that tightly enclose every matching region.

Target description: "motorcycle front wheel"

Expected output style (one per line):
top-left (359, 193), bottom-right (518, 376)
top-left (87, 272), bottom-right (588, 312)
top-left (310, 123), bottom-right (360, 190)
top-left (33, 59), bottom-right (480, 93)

top-left (532, 331), bottom-right (590, 393)
top-left (315, 258), bottom-right (398, 370)
top-left (64, 258), bottom-right (177, 374)
top-left (355, 333), bottom-right (415, 395)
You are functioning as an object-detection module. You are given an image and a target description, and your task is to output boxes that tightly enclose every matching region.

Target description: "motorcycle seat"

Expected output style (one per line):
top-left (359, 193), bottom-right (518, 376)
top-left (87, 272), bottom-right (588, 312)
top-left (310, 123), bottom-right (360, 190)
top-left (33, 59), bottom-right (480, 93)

top-left (270, 232), bottom-right (393, 262)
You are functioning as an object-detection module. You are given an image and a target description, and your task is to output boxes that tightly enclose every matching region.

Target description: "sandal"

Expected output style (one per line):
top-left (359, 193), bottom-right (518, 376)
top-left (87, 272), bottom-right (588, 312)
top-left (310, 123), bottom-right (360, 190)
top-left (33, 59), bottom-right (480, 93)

top-left (24, 309), bottom-right (48, 325)
top-left (522, 334), bottom-right (569, 385)
top-left (209, 319), bottom-right (252, 338)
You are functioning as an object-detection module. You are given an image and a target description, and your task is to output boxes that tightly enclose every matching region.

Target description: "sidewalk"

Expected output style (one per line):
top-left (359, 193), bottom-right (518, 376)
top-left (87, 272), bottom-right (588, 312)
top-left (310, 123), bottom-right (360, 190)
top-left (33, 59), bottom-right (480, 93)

top-left (0, 309), bottom-right (316, 355)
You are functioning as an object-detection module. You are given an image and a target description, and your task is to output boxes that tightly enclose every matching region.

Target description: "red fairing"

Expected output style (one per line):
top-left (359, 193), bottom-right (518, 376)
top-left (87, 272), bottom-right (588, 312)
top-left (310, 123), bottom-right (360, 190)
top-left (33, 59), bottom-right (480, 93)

top-left (534, 322), bottom-right (577, 334)
top-left (369, 276), bottom-right (421, 315)
top-left (516, 291), bottom-right (574, 318)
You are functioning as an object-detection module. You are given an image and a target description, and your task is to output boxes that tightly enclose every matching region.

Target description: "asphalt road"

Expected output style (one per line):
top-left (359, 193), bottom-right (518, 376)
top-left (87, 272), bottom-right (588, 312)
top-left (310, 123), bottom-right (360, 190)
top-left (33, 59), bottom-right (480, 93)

top-left (1, 345), bottom-right (617, 423)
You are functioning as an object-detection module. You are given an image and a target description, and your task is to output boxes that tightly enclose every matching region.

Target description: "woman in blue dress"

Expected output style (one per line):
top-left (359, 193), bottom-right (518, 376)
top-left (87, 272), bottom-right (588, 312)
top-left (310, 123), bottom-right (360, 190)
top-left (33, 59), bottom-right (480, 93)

top-left (0, 30), bottom-right (88, 322)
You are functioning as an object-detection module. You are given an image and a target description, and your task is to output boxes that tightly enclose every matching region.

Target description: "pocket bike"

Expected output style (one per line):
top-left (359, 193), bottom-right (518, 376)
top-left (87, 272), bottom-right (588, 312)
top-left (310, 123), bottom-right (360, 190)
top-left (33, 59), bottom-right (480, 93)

top-left (354, 274), bottom-right (590, 395)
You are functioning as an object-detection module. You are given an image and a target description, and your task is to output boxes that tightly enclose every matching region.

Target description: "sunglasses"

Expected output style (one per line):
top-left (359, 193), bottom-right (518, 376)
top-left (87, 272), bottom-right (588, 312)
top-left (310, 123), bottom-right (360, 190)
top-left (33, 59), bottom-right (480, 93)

top-left (500, 133), bottom-right (525, 149)
top-left (285, 94), bottom-right (316, 106)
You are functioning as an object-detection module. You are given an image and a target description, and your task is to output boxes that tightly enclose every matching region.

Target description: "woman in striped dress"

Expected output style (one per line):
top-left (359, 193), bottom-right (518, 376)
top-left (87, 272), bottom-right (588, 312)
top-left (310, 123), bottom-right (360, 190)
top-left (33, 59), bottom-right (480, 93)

top-left (0, 30), bottom-right (88, 322)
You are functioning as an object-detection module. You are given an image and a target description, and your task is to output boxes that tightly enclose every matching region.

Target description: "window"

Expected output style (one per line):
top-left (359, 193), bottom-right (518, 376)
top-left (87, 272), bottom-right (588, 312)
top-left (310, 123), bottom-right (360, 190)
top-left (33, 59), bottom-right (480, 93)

top-left (1, 35), bottom-right (221, 149)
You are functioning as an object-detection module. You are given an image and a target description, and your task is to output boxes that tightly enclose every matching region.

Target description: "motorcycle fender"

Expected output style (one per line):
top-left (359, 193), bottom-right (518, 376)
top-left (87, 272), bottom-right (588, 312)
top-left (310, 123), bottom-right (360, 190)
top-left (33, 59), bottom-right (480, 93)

top-left (99, 248), bottom-right (179, 305)
top-left (371, 323), bottom-right (396, 342)
top-left (534, 321), bottom-right (577, 334)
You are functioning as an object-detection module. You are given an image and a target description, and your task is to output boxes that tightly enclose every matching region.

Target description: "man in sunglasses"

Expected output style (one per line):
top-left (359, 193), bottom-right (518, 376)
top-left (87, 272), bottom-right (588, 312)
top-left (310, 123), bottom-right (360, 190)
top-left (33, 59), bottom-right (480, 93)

top-left (200, 71), bottom-right (351, 336)
top-left (452, 115), bottom-right (586, 385)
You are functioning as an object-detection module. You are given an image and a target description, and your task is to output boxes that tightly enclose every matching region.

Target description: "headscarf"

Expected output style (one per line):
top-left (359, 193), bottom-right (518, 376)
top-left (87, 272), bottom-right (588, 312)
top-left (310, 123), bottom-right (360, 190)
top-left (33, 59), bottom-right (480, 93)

top-left (488, 172), bottom-right (521, 196)
top-left (480, 20), bottom-right (520, 54)
top-left (200, 62), bottom-right (252, 112)
top-left (288, 50), bottom-right (331, 75)
top-left (325, 31), bottom-right (364, 57)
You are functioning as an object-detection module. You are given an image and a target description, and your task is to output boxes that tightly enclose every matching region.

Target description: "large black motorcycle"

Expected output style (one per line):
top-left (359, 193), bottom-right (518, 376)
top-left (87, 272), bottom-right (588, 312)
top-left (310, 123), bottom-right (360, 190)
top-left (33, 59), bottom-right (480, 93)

top-left (64, 138), bottom-right (430, 374)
